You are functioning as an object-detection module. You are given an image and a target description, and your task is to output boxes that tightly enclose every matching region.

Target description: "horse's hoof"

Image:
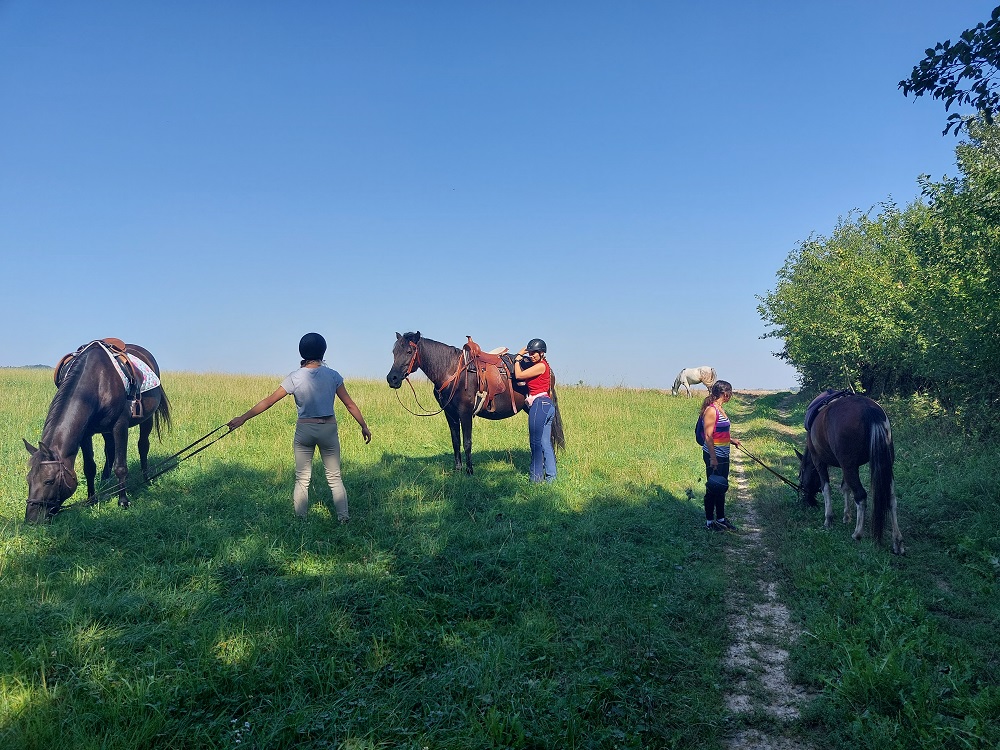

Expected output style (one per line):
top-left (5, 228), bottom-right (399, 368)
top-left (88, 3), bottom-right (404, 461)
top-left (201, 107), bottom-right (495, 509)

top-left (893, 542), bottom-right (906, 555)
top-left (852, 532), bottom-right (862, 541)
top-left (119, 499), bottom-right (130, 509)
top-left (824, 518), bottom-right (834, 528)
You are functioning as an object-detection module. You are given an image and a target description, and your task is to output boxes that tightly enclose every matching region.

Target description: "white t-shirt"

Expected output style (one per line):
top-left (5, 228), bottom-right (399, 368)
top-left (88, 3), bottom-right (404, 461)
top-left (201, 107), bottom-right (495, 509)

top-left (280, 366), bottom-right (344, 419)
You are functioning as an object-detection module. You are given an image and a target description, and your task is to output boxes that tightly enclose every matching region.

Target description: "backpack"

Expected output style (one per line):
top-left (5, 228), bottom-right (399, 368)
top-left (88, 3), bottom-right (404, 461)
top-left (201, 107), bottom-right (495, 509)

top-left (695, 405), bottom-right (716, 446)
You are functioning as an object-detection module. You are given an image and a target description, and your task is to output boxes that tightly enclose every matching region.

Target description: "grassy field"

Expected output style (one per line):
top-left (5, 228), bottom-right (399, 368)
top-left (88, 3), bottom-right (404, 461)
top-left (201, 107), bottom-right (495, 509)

top-left (1, 371), bottom-right (998, 749)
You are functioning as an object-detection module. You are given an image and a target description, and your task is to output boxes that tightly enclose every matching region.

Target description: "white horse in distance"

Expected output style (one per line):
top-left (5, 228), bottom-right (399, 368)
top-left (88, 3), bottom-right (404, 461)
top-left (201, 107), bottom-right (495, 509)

top-left (671, 366), bottom-right (717, 396)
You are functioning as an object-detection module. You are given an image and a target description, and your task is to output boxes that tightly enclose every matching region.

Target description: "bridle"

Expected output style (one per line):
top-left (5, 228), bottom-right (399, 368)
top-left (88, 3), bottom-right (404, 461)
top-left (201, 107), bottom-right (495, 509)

top-left (26, 458), bottom-right (78, 517)
top-left (394, 340), bottom-right (466, 417)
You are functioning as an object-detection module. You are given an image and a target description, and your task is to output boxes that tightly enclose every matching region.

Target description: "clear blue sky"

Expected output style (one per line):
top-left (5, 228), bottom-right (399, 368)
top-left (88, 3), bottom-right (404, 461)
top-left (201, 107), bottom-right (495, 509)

top-left (1, 1), bottom-right (992, 389)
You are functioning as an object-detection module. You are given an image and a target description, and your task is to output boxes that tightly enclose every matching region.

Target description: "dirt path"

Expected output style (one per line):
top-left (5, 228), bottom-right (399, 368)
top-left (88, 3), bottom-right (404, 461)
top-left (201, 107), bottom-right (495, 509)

top-left (724, 400), bottom-right (814, 750)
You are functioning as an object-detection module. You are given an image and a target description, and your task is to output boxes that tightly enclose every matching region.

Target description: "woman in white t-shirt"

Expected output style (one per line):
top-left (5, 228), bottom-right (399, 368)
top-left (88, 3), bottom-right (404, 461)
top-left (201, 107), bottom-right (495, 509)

top-left (228, 333), bottom-right (371, 522)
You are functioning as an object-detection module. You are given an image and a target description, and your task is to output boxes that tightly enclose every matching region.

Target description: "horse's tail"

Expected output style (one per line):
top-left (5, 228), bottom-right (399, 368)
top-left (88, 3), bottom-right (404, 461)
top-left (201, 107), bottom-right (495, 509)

top-left (550, 375), bottom-right (566, 451)
top-left (154, 386), bottom-right (172, 441)
top-left (869, 417), bottom-right (894, 543)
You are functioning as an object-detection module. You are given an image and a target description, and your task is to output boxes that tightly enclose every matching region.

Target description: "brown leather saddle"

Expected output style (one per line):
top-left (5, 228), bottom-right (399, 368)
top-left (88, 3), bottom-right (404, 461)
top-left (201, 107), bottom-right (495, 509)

top-left (54, 338), bottom-right (146, 417)
top-left (463, 336), bottom-right (526, 415)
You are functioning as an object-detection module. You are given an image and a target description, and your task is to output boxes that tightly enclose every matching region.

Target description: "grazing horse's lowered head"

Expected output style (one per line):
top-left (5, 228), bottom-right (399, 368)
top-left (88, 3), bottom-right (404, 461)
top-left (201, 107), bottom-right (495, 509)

top-left (24, 439), bottom-right (79, 523)
top-left (794, 446), bottom-right (822, 506)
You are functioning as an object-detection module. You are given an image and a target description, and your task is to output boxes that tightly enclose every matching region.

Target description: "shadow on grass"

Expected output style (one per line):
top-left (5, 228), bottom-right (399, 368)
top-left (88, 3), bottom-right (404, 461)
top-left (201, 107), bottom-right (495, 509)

top-left (1, 446), bottom-right (729, 749)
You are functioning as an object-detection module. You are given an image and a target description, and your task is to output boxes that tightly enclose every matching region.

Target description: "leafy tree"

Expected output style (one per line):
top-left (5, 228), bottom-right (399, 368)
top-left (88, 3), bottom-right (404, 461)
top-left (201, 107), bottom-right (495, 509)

top-left (909, 119), bottom-right (1000, 417)
top-left (760, 120), bottom-right (1000, 432)
top-left (757, 205), bottom-right (926, 395)
top-left (899, 5), bottom-right (1000, 135)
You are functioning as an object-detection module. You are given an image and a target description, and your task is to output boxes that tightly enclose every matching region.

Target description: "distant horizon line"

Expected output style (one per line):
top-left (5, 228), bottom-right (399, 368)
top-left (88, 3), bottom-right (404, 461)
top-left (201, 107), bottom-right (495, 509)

top-left (1, 364), bottom-right (800, 393)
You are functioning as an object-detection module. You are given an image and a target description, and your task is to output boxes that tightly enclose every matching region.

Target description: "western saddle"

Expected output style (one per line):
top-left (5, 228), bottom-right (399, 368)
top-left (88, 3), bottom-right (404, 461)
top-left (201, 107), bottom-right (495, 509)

top-left (462, 336), bottom-right (526, 415)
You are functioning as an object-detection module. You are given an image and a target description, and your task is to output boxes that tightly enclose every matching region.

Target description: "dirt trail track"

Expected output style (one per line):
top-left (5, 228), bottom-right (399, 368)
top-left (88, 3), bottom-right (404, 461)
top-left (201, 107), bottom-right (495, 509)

top-left (724, 397), bottom-right (814, 750)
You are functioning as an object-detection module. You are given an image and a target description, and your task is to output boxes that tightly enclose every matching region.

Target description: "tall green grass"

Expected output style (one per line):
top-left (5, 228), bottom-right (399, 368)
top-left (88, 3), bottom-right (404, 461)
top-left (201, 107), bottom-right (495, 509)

top-left (2, 372), bottom-right (729, 749)
top-left (3, 373), bottom-right (997, 749)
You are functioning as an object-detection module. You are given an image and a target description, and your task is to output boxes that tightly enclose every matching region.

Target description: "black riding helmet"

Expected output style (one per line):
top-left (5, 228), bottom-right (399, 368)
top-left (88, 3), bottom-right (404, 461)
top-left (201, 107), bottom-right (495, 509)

top-left (526, 338), bottom-right (547, 353)
top-left (299, 332), bottom-right (327, 361)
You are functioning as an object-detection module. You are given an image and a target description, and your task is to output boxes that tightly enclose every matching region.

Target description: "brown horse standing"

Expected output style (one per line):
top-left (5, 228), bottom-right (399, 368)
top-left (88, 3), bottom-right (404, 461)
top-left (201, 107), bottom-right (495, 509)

top-left (386, 331), bottom-right (564, 474)
top-left (24, 342), bottom-right (171, 522)
top-left (796, 393), bottom-right (904, 554)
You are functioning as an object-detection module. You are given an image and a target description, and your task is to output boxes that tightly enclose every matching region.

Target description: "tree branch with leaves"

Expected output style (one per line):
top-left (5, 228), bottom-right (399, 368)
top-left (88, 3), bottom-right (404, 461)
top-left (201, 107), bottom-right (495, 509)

top-left (899, 5), bottom-right (1000, 135)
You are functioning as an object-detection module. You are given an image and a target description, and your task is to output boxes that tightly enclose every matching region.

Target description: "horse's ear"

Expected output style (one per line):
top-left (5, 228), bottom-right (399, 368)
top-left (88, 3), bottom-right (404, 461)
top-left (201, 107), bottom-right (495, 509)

top-left (794, 448), bottom-right (803, 461)
top-left (414, 331), bottom-right (421, 342)
top-left (23, 438), bottom-right (37, 455)
top-left (396, 332), bottom-right (402, 340)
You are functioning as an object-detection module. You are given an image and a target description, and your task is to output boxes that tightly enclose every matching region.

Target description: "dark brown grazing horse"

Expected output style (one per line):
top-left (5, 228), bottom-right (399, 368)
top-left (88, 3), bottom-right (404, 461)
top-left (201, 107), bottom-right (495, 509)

top-left (796, 393), bottom-right (904, 554)
top-left (386, 332), bottom-right (565, 474)
top-left (24, 342), bottom-right (171, 522)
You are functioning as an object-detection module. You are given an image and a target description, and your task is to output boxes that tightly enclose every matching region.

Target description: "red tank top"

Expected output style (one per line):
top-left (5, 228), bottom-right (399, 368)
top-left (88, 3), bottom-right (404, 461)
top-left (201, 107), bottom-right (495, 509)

top-left (527, 361), bottom-right (551, 396)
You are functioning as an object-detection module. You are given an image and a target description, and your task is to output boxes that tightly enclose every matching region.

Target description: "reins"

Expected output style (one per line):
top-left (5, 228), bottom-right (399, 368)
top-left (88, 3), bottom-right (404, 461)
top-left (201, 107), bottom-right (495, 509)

top-left (57, 424), bottom-right (233, 512)
top-left (394, 342), bottom-right (466, 417)
top-left (735, 443), bottom-right (801, 492)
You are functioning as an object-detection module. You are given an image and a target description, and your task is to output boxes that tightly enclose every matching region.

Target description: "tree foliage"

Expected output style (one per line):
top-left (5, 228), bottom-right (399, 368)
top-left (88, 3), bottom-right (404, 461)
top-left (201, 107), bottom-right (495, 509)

top-left (899, 5), bottom-right (1000, 135)
top-left (759, 120), bottom-right (1000, 432)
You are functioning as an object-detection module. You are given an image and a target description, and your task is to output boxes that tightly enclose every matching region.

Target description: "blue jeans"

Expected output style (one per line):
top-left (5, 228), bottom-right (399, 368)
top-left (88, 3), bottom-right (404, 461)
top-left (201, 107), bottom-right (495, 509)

top-left (528, 397), bottom-right (556, 482)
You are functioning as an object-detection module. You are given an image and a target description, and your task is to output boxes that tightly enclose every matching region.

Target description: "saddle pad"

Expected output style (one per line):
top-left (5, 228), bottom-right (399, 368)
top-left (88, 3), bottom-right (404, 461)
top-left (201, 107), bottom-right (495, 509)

top-left (129, 354), bottom-right (160, 392)
top-left (97, 344), bottom-right (160, 393)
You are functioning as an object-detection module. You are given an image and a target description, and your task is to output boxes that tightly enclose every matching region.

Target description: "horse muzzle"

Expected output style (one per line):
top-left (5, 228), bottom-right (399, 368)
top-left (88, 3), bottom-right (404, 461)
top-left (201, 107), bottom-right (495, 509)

top-left (25, 498), bottom-right (61, 523)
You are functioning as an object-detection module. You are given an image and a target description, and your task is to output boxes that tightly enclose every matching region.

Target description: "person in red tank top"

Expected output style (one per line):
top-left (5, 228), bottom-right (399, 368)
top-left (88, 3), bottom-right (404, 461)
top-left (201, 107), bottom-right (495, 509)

top-left (514, 338), bottom-right (557, 482)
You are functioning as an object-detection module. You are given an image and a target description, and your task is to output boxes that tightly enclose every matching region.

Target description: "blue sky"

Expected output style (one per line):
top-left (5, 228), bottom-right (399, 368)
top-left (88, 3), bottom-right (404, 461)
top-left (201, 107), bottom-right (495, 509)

top-left (1, 1), bottom-right (993, 389)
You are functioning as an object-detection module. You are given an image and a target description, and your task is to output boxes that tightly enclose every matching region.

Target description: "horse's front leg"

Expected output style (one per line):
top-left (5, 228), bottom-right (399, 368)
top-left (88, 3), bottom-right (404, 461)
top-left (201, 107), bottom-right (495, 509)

top-left (819, 467), bottom-right (834, 528)
top-left (111, 420), bottom-right (131, 508)
top-left (137, 418), bottom-right (153, 481)
top-left (462, 411), bottom-right (474, 475)
top-left (81, 434), bottom-right (98, 499)
top-left (445, 409), bottom-right (463, 472)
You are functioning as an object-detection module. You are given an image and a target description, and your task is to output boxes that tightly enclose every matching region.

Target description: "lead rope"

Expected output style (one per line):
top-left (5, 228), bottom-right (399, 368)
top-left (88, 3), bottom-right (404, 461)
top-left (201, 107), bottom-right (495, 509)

top-left (735, 442), bottom-right (802, 493)
top-left (67, 425), bottom-right (233, 510)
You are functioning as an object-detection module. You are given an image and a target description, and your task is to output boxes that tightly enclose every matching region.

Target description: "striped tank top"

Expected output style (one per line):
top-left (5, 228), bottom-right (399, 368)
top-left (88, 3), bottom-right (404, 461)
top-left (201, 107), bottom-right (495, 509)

top-left (702, 404), bottom-right (731, 458)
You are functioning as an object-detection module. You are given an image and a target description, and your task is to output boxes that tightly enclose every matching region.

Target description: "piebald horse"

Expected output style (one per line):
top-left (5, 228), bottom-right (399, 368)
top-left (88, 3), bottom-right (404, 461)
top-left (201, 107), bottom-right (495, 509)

top-left (796, 393), bottom-right (904, 554)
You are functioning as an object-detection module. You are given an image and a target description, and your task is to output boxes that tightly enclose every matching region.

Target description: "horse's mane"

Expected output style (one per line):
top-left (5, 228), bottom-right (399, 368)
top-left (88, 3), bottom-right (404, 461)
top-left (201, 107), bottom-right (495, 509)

top-left (43, 346), bottom-right (107, 437)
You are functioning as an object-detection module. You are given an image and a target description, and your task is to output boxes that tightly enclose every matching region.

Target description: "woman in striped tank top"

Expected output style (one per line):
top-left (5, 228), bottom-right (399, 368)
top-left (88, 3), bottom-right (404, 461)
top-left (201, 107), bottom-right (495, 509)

top-left (700, 380), bottom-right (741, 532)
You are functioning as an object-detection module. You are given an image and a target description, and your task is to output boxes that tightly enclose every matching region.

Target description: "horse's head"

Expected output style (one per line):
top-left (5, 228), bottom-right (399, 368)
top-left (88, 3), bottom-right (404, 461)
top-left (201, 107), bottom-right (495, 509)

top-left (24, 439), bottom-right (78, 523)
top-left (794, 447), bottom-right (820, 506)
top-left (386, 331), bottom-right (421, 389)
